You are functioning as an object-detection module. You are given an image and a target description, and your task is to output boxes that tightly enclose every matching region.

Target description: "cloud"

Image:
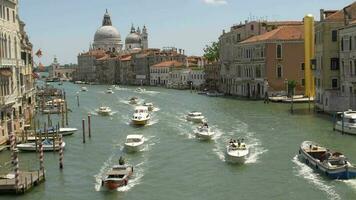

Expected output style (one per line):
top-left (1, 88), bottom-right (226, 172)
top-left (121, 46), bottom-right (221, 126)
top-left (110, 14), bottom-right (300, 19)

top-left (203, 0), bottom-right (227, 5)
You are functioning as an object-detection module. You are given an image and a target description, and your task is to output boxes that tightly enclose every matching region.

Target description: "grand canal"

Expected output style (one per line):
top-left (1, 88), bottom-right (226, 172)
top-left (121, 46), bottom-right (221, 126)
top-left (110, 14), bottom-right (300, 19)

top-left (1, 82), bottom-right (356, 200)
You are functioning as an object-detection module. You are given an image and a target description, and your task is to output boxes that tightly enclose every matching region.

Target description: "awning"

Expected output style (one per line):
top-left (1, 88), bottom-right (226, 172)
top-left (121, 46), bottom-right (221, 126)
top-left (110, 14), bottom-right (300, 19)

top-left (0, 69), bottom-right (12, 76)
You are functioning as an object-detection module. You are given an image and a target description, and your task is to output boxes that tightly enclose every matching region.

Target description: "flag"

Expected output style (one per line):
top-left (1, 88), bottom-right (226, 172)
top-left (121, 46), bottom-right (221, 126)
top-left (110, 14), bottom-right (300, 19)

top-left (32, 72), bottom-right (39, 79)
top-left (38, 62), bottom-right (45, 72)
top-left (35, 49), bottom-right (43, 58)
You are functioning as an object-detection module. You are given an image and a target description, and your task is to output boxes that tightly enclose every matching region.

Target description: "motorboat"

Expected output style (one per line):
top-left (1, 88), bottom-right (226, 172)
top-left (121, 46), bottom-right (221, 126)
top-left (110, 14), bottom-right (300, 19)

top-left (194, 124), bottom-right (214, 140)
top-left (97, 106), bottom-right (112, 116)
top-left (186, 111), bottom-right (205, 123)
top-left (206, 91), bottom-right (224, 97)
top-left (129, 97), bottom-right (139, 105)
top-left (225, 139), bottom-right (249, 164)
top-left (102, 157), bottom-right (133, 190)
top-left (36, 127), bottom-right (78, 136)
top-left (106, 88), bottom-right (114, 94)
top-left (16, 139), bottom-right (65, 152)
top-left (136, 87), bottom-right (145, 93)
top-left (124, 135), bottom-right (144, 152)
top-left (143, 102), bottom-right (154, 112)
top-left (81, 86), bottom-right (88, 92)
top-left (299, 141), bottom-right (356, 179)
top-left (45, 99), bottom-right (65, 107)
top-left (335, 110), bottom-right (356, 135)
top-left (131, 106), bottom-right (150, 126)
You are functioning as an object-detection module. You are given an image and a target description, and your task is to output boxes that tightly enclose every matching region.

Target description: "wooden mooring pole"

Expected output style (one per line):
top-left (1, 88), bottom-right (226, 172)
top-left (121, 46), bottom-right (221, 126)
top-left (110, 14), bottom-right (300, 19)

top-left (65, 101), bottom-right (68, 126)
top-left (88, 114), bottom-right (91, 138)
top-left (59, 134), bottom-right (64, 169)
top-left (77, 94), bottom-right (80, 107)
top-left (82, 119), bottom-right (85, 143)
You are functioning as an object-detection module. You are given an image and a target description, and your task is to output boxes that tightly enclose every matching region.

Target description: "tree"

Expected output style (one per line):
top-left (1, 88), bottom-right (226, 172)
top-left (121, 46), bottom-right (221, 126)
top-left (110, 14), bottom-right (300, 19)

top-left (203, 42), bottom-right (219, 62)
top-left (288, 80), bottom-right (297, 97)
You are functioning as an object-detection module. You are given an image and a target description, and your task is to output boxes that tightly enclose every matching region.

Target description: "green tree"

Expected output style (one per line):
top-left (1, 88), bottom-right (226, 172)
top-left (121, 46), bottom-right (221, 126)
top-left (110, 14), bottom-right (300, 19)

top-left (203, 42), bottom-right (219, 62)
top-left (288, 80), bottom-right (297, 97)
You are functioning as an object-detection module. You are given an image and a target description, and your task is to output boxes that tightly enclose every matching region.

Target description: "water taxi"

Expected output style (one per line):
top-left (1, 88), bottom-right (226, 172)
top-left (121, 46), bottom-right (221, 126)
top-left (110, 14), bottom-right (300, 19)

top-left (97, 106), bottom-right (112, 116)
top-left (102, 157), bottom-right (133, 190)
top-left (143, 102), bottom-right (154, 111)
top-left (194, 123), bottom-right (214, 140)
top-left (81, 86), bottom-right (88, 92)
top-left (106, 88), bottom-right (114, 94)
top-left (124, 135), bottom-right (144, 152)
top-left (335, 110), bottom-right (356, 135)
top-left (186, 111), bottom-right (205, 123)
top-left (129, 97), bottom-right (139, 105)
top-left (131, 106), bottom-right (150, 126)
top-left (16, 139), bottom-right (65, 152)
top-left (225, 139), bottom-right (249, 164)
top-left (136, 87), bottom-right (145, 93)
top-left (299, 141), bottom-right (356, 179)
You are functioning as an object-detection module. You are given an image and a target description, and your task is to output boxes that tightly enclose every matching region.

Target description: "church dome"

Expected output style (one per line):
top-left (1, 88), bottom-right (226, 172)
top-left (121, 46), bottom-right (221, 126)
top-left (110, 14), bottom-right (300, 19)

top-left (125, 32), bottom-right (141, 44)
top-left (94, 26), bottom-right (121, 42)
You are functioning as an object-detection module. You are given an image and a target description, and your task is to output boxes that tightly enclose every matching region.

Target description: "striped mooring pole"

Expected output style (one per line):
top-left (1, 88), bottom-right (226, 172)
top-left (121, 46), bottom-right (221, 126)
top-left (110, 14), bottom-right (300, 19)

top-left (39, 138), bottom-right (44, 171)
top-left (14, 150), bottom-right (20, 189)
top-left (59, 134), bottom-right (64, 169)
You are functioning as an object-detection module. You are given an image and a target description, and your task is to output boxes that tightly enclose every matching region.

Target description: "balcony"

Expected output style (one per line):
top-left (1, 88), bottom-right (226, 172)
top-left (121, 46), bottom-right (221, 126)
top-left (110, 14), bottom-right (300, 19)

top-left (0, 59), bottom-right (17, 67)
top-left (0, 93), bottom-right (17, 106)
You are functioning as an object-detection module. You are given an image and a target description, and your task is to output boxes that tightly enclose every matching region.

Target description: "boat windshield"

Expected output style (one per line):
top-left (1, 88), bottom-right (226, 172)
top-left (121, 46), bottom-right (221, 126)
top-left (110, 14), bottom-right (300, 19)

top-left (107, 174), bottom-right (125, 178)
top-left (126, 138), bottom-right (141, 143)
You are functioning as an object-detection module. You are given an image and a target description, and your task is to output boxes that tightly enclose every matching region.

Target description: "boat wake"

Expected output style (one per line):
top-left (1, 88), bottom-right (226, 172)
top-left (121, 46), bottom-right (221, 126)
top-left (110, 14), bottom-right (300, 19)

top-left (94, 154), bottom-right (116, 192)
top-left (152, 107), bottom-right (160, 112)
top-left (244, 132), bottom-right (267, 164)
top-left (176, 123), bottom-right (195, 139)
top-left (339, 179), bottom-right (356, 192)
top-left (114, 86), bottom-right (129, 91)
top-left (141, 135), bottom-right (160, 152)
top-left (292, 155), bottom-right (341, 200)
top-left (116, 161), bottom-right (145, 192)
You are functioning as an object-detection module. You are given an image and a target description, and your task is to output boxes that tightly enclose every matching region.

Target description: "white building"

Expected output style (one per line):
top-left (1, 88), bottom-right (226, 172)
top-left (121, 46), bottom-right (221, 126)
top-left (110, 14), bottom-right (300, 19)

top-left (150, 60), bottom-right (183, 86)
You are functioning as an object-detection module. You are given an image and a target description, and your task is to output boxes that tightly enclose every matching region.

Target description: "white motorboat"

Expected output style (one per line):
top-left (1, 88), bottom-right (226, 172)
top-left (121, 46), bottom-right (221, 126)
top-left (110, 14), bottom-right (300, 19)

top-left (194, 124), bottom-right (214, 140)
top-left (97, 106), bottom-right (112, 116)
top-left (143, 102), bottom-right (154, 111)
top-left (81, 86), bottom-right (88, 92)
top-left (102, 157), bottom-right (133, 190)
top-left (131, 106), bottom-right (150, 126)
top-left (335, 110), bottom-right (356, 135)
top-left (136, 87), bottom-right (145, 93)
top-left (186, 111), bottom-right (205, 123)
top-left (206, 91), bottom-right (224, 97)
top-left (106, 88), bottom-right (114, 94)
top-left (36, 127), bottom-right (78, 136)
top-left (16, 139), bottom-right (65, 152)
top-left (124, 135), bottom-right (144, 152)
top-left (225, 139), bottom-right (249, 164)
top-left (129, 97), bottom-right (139, 105)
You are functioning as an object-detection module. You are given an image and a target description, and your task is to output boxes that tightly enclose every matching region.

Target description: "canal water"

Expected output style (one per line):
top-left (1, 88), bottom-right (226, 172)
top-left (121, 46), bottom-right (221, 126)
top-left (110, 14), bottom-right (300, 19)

top-left (1, 82), bottom-right (356, 200)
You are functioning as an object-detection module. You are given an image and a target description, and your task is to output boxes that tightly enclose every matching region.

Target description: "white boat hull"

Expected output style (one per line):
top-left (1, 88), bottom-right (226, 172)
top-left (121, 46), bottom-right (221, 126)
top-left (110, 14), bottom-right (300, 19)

top-left (186, 116), bottom-right (205, 123)
top-left (131, 119), bottom-right (149, 125)
top-left (335, 122), bottom-right (356, 135)
top-left (194, 129), bottom-right (214, 140)
top-left (16, 142), bottom-right (66, 152)
top-left (124, 143), bottom-right (144, 152)
top-left (225, 148), bottom-right (249, 164)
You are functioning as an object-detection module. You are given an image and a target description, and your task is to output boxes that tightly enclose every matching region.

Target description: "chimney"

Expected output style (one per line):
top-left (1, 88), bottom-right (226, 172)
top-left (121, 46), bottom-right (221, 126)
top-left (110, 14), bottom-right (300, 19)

top-left (343, 6), bottom-right (352, 26)
top-left (183, 50), bottom-right (185, 55)
top-left (179, 49), bottom-right (182, 54)
top-left (320, 9), bottom-right (325, 21)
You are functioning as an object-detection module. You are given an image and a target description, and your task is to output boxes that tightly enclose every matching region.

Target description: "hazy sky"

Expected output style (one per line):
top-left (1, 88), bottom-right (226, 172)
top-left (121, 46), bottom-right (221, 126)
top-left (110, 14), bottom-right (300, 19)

top-left (19, 0), bottom-right (353, 65)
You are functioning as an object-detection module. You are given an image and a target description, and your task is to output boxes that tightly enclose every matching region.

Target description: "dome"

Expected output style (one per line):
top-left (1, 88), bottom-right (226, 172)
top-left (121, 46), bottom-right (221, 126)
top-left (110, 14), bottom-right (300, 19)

top-left (94, 26), bottom-right (121, 42)
top-left (125, 32), bottom-right (141, 44)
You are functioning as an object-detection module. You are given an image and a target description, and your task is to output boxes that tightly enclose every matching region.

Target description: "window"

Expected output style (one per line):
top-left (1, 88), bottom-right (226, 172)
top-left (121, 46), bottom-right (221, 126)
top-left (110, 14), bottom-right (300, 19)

top-left (276, 65), bottom-right (282, 78)
top-left (276, 44), bottom-right (282, 59)
top-left (301, 63), bottom-right (305, 70)
top-left (350, 36), bottom-right (353, 51)
top-left (251, 24), bottom-right (254, 31)
top-left (350, 87), bottom-right (353, 94)
top-left (331, 78), bottom-right (338, 88)
top-left (301, 79), bottom-right (305, 86)
top-left (341, 37), bottom-right (344, 51)
top-left (332, 30), bottom-right (337, 42)
top-left (330, 58), bottom-right (339, 70)
top-left (12, 10), bottom-right (15, 23)
top-left (342, 85), bottom-right (345, 93)
top-left (256, 66), bottom-right (261, 78)
top-left (6, 8), bottom-right (9, 21)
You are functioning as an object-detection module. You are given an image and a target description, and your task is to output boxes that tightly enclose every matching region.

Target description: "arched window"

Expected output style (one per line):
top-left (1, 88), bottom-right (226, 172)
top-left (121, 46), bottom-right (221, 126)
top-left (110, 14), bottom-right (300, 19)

top-left (276, 65), bottom-right (282, 78)
top-left (276, 44), bottom-right (282, 59)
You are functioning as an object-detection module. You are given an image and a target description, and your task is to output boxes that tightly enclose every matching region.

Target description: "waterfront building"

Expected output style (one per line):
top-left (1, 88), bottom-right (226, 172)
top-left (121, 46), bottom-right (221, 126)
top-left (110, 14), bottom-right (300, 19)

top-left (48, 57), bottom-right (76, 81)
top-left (314, 3), bottom-right (356, 112)
top-left (0, 0), bottom-right (35, 145)
top-left (204, 62), bottom-right (220, 91)
top-left (150, 60), bottom-right (183, 86)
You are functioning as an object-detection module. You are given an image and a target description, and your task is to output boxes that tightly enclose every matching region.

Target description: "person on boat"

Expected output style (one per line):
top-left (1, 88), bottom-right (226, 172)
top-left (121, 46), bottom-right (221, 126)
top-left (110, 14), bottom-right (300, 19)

top-left (229, 139), bottom-right (234, 144)
top-left (119, 156), bottom-right (125, 165)
top-left (203, 122), bottom-right (208, 128)
top-left (237, 139), bottom-right (241, 147)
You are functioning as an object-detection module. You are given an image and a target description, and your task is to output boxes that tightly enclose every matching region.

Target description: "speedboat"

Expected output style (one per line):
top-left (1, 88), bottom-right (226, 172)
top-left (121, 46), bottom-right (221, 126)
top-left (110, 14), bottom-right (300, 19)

top-left (124, 135), bottom-right (144, 152)
top-left (129, 97), bottom-right (139, 105)
top-left (16, 139), bottom-right (66, 152)
top-left (225, 139), bottom-right (249, 164)
top-left (36, 127), bottom-right (78, 136)
top-left (335, 110), bottom-right (356, 135)
top-left (136, 87), bottom-right (145, 93)
top-left (131, 106), bottom-right (150, 126)
top-left (299, 141), bottom-right (356, 179)
top-left (143, 102), bottom-right (154, 111)
top-left (194, 124), bottom-right (214, 140)
top-left (81, 86), bottom-right (88, 92)
top-left (97, 106), bottom-right (112, 116)
top-left (106, 88), bottom-right (114, 94)
top-left (102, 157), bottom-right (133, 190)
top-left (206, 91), bottom-right (224, 97)
top-left (186, 111), bottom-right (205, 123)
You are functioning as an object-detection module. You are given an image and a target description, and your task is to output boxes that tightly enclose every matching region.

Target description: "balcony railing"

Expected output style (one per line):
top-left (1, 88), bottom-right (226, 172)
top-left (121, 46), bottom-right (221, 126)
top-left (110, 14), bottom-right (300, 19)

top-left (0, 93), bottom-right (17, 105)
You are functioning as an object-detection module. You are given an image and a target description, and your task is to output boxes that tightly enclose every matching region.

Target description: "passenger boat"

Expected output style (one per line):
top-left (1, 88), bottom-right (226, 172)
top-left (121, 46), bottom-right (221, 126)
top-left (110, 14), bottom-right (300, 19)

top-left (36, 127), bottom-right (78, 136)
top-left (97, 106), bottom-right (112, 116)
top-left (225, 139), bottom-right (249, 164)
top-left (143, 102), bottom-right (154, 111)
top-left (194, 124), bottom-right (214, 140)
top-left (186, 111), bottom-right (205, 123)
top-left (335, 110), bottom-right (356, 135)
top-left (299, 141), bottom-right (356, 179)
top-left (81, 86), bottom-right (88, 92)
top-left (16, 139), bottom-right (65, 152)
top-left (106, 88), bottom-right (114, 94)
top-left (131, 106), bottom-right (150, 126)
top-left (124, 135), bottom-right (144, 152)
top-left (129, 97), bottom-right (139, 105)
top-left (102, 157), bottom-right (133, 190)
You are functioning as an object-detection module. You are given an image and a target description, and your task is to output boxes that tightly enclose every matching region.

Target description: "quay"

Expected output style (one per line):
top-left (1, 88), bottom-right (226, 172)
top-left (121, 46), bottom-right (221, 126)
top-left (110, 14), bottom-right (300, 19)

top-left (0, 170), bottom-right (45, 194)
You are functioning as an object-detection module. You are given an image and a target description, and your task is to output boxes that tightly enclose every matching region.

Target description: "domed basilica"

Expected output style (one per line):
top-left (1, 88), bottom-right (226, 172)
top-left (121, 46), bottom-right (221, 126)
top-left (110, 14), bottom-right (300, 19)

top-left (92, 10), bottom-right (148, 53)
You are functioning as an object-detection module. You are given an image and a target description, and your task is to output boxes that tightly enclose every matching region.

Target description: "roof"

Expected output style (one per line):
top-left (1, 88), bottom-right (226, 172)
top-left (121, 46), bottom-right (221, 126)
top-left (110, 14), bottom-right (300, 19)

top-left (151, 60), bottom-right (184, 68)
top-left (325, 2), bottom-right (356, 21)
top-left (126, 134), bottom-right (144, 139)
top-left (81, 50), bottom-right (107, 59)
top-left (134, 106), bottom-right (148, 111)
top-left (240, 25), bottom-right (304, 44)
top-left (120, 55), bottom-right (132, 61)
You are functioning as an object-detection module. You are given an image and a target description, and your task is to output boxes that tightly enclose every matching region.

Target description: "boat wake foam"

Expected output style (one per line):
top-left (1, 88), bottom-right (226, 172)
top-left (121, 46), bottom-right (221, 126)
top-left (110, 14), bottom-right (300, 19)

top-left (94, 154), bottom-right (115, 192)
top-left (141, 135), bottom-right (160, 152)
top-left (339, 179), bottom-right (356, 192)
top-left (244, 132), bottom-right (267, 164)
top-left (292, 155), bottom-right (341, 200)
top-left (116, 161), bottom-right (145, 192)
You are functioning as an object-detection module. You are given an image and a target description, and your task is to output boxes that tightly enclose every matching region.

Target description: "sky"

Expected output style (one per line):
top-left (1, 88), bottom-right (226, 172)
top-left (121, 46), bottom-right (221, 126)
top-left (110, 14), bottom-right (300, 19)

top-left (19, 0), bottom-right (354, 65)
